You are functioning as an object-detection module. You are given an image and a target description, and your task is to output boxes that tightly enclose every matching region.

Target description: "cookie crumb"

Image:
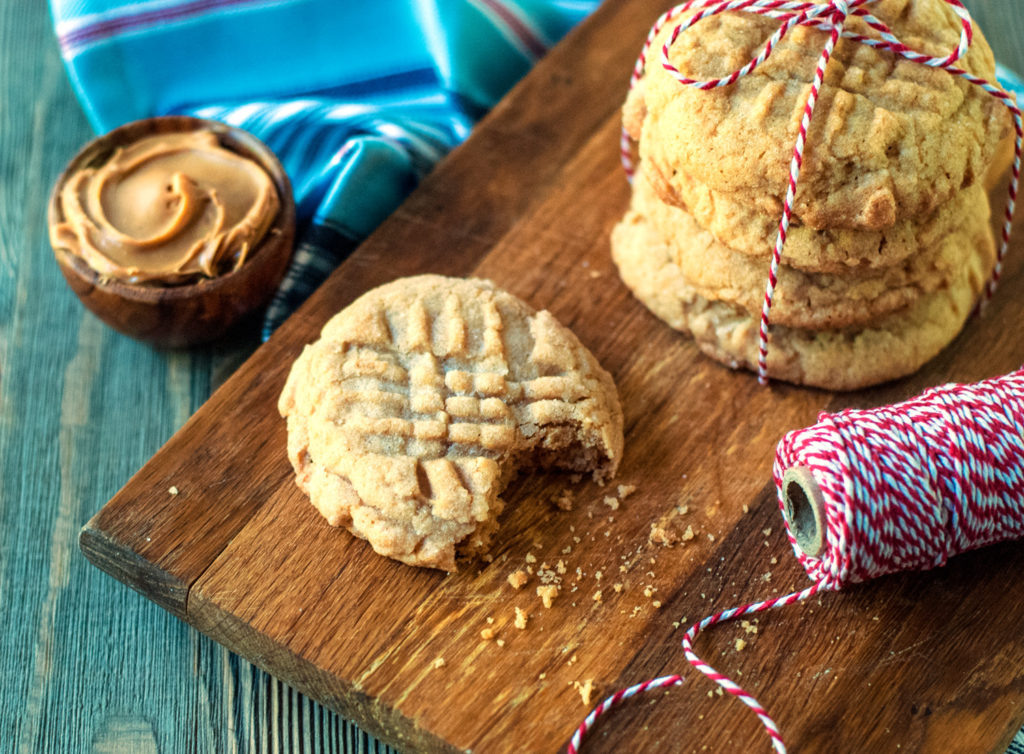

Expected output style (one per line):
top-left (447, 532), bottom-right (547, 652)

top-left (514, 607), bottom-right (528, 629)
top-left (168, 486), bottom-right (179, 495)
top-left (574, 679), bottom-right (595, 707)
top-left (593, 590), bottom-right (603, 603)
top-left (742, 504), bottom-right (750, 514)
top-left (525, 552), bottom-right (537, 564)
top-left (480, 628), bottom-right (495, 640)
top-left (556, 560), bottom-right (567, 575)
top-left (613, 583), bottom-right (623, 593)
top-left (507, 570), bottom-right (529, 589)
top-left (554, 488), bottom-right (574, 511)
top-left (603, 496), bottom-right (620, 510)
top-left (652, 600), bottom-right (662, 609)
top-left (433, 657), bottom-right (445, 669)
top-left (735, 638), bottom-right (747, 652)
top-left (649, 504), bottom-right (694, 545)
top-left (538, 564), bottom-right (559, 585)
top-left (496, 639), bottom-right (506, 648)
top-left (617, 484), bottom-right (637, 499)
top-left (537, 585), bottom-right (559, 608)
top-left (741, 620), bottom-right (758, 635)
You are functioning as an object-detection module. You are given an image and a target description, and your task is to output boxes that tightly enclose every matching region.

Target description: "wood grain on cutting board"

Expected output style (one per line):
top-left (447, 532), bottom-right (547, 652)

top-left (81, 0), bottom-right (1024, 751)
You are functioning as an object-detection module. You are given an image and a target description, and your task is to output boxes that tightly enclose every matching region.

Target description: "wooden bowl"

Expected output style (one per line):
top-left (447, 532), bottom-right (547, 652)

top-left (48, 116), bottom-right (295, 348)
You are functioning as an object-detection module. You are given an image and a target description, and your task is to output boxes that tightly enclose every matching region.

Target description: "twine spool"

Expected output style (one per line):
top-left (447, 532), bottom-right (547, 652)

top-left (776, 370), bottom-right (1024, 590)
top-left (569, 368), bottom-right (1024, 753)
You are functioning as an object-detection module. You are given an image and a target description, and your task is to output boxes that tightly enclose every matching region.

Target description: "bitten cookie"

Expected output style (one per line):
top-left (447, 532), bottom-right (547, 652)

top-left (635, 0), bottom-right (1007, 230)
top-left (279, 275), bottom-right (624, 571)
top-left (610, 205), bottom-right (995, 391)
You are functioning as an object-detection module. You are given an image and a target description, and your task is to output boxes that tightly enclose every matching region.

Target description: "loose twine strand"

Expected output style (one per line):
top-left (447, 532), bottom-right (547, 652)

top-left (571, 2), bottom-right (1024, 750)
top-left (571, 366), bottom-right (1024, 753)
top-left (618, 0), bottom-right (1023, 385)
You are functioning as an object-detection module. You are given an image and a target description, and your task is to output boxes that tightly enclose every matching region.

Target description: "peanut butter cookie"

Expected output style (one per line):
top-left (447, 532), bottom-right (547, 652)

top-left (631, 162), bottom-right (990, 330)
top-left (634, 0), bottom-right (1007, 230)
top-left (640, 158), bottom-right (986, 275)
top-left (279, 275), bottom-right (624, 570)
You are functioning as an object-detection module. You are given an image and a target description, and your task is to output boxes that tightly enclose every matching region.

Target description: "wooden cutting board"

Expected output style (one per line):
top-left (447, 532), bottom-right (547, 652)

top-left (80, 1), bottom-right (1024, 751)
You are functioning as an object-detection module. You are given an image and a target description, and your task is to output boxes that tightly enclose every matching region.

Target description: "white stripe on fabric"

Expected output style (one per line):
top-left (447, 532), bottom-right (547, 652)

top-left (466, 0), bottom-right (545, 62)
top-left (56, 0), bottom-right (200, 36)
top-left (57, 0), bottom-right (302, 56)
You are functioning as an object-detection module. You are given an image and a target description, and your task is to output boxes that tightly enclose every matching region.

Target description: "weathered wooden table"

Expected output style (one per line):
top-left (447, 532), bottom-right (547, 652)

top-left (3, 1), bottom-right (1024, 752)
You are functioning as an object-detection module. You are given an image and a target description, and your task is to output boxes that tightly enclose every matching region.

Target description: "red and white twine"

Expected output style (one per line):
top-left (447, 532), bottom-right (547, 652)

top-left (619, 0), bottom-right (1023, 384)
top-left (570, 367), bottom-right (1024, 753)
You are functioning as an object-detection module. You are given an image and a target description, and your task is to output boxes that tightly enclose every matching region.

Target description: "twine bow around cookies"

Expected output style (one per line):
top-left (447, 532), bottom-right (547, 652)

top-left (620, 0), bottom-right (1023, 385)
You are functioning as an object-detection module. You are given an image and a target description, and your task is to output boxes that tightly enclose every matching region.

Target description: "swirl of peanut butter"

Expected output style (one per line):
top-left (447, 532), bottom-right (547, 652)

top-left (53, 130), bottom-right (280, 284)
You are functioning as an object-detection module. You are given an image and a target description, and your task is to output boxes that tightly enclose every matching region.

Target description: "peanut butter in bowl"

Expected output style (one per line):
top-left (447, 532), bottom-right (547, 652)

top-left (49, 116), bottom-right (295, 347)
top-left (53, 130), bottom-right (281, 285)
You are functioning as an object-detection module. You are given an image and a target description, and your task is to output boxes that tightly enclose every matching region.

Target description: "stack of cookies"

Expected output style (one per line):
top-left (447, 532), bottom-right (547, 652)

top-left (611, 0), bottom-right (1010, 390)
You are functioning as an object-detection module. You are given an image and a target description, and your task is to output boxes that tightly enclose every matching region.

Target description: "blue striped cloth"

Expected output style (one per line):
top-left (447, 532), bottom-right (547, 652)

top-left (50, 0), bottom-right (599, 338)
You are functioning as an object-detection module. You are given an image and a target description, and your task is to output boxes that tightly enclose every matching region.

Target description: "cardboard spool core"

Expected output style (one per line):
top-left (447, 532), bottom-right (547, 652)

top-left (781, 466), bottom-right (826, 558)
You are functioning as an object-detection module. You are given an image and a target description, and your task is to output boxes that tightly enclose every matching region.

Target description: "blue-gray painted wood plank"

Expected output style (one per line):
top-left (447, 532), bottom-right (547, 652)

top-left (1, 0), bottom-right (1021, 752)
